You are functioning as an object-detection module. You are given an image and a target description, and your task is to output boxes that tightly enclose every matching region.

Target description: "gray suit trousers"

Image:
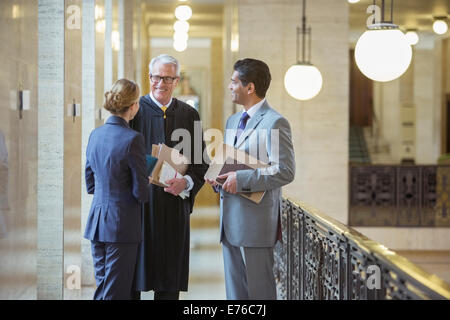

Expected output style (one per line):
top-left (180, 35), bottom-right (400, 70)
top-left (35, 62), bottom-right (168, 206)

top-left (222, 233), bottom-right (277, 300)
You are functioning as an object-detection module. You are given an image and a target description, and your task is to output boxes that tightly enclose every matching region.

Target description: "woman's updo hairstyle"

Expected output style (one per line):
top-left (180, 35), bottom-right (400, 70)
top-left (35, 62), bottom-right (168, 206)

top-left (103, 79), bottom-right (140, 115)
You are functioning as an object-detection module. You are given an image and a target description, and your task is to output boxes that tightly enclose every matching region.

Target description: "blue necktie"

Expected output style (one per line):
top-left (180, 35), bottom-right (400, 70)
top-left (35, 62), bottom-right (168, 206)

top-left (234, 111), bottom-right (250, 146)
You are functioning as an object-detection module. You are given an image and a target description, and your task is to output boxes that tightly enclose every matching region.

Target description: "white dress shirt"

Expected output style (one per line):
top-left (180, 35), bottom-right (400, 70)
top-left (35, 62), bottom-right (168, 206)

top-left (243, 98), bottom-right (266, 119)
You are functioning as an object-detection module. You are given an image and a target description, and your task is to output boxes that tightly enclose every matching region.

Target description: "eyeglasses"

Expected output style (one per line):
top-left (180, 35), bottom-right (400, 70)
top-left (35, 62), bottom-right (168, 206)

top-left (150, 75), bottom-right (178, 84)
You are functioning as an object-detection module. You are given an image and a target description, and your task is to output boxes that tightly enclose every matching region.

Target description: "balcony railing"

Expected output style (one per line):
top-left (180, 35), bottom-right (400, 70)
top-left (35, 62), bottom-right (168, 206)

top-left (349, 164), bottom-right (450, 227)
top-left (274, 197), bottom-right (450, 300)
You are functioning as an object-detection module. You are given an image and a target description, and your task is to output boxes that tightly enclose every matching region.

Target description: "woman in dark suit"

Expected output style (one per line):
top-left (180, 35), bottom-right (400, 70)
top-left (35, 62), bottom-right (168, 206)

top-left (84, 79), bottom-right (149, 300)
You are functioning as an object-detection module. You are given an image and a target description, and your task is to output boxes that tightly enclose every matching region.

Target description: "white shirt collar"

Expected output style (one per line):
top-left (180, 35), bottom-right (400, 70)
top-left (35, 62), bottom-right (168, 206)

top-left (149, 91), bottom-right (173, 109)
top-left (243, 98), bottom-right (266, 118)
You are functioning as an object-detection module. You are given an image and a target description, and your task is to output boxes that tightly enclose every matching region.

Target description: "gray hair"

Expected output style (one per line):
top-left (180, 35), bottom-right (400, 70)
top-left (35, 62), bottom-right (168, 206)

top-left (149, 54), bottom-right (180, 77)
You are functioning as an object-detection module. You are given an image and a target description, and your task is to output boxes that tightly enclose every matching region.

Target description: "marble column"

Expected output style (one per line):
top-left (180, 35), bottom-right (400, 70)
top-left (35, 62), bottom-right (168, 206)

top-left (37, 0), bottom-right (64, 299)
top-left (236, 0), bottom-right (349, 223)
top-left (134, 0), bottom-right (143, 90)
top-left (414, 42), bottom-right (436, 164)
top-left (118, 0), bottom-right (124, 79)
top-left (81, 0), bottom-right (96, 288)
top-left (118, 0), bottom-right (134, 80)
top-left (222, 0), bottom-right (239, 122)
top-left (102, 0), bottom-right (112, 120)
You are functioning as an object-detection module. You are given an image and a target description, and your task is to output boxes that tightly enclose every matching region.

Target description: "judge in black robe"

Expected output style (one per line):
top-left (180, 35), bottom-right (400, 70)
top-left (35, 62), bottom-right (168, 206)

top-left (130, 93), bottom-right (209, 299)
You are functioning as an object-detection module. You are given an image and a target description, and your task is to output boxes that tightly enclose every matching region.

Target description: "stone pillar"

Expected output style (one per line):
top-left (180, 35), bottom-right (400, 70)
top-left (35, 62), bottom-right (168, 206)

top-left (64, 0), bottom-right (83, 300)
top-left (81, 0), bottom-right (96, 288)
top-left (102, 0), bottom-right (112, 120)
top-left (415, 43), bottom-right (435, 164)
top-left (236, 0), bottom-right (349, 223)
top-left (140, 6), bottom-right (150, 95)
top-left (211, 37), bottom-right (224, 132)
top-left (118, 0), bottom-right (124, 79)
top-left (399, 55), bottom-right (416, 162)
top-left (134, 0), bottom-right (143, 89)
top-left (118, 0), bottom-right (134, 80)
top-left (37, 0), bottom-right (64, 299)
top-left (222, 0), bottom-right (239, 123)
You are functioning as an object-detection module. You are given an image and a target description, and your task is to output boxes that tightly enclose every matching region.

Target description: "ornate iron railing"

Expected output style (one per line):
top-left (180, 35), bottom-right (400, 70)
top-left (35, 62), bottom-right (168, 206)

top-left (274, 197), bottom-right (450, 300)
top-left (349, 164), bottom-right (450, 227)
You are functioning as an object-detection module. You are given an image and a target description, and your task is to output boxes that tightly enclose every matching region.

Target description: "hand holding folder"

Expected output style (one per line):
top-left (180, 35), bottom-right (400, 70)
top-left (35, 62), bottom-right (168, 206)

top-left (146, 144), bottom-right (189, 199)
top-left (204, 143), bottom-right (269, 204)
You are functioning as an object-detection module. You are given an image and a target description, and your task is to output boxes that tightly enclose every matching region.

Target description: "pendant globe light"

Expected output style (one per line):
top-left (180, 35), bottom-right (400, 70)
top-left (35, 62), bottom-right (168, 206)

top-left (284, 0), bottom-right (323, 101)
top-left (355, 0), bottom-right (412, 82)
top-left (433, 17), bottom-right (448, 35)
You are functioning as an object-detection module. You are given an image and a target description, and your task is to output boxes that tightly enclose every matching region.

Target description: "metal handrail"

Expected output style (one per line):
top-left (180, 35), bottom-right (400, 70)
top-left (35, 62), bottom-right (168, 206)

top-left (274, 197), bottom-right (450, 300)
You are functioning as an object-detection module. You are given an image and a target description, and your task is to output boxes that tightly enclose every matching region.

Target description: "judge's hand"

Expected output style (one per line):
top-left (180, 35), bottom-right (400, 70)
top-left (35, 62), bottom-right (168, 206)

top-left (205, 178), bottom-right (219, 187)
top-left (218, 171), bottom-right (237, 194)
top-left (164, 177), bottom-right (187, 196)
top-left (148, 176), bottom-right (153, 184)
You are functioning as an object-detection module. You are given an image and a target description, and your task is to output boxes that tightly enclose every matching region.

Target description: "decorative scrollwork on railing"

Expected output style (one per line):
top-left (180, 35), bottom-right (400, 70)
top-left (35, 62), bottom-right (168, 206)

top-left (274, 197), bottom-right (450, 300)
top-left (349, 164), bottom-right (450, 227)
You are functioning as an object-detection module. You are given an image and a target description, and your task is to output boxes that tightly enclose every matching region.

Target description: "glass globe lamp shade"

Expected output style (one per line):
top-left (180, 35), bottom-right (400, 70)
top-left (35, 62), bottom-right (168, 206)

top-left (175, 5), bottom-right (192, 21)
top-left (284, 64), bottom-right (323, 101)
top-left (348, 0), bottom-right (360, 3)
top-left (404, 31), bottom-right (419, 46)
top-left (173, 31), bottom-right (189, 43)
top-left (355, 28), bottom-right (412, 82)
top-left (174, 20), bottom-right (189, 33)
top-left (433, 20), bottom-right (448, 35)
top-left (173, 40), bottom-right (187, 52)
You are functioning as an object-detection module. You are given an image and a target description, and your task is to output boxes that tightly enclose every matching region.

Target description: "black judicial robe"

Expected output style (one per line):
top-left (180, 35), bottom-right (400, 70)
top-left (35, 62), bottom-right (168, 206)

top-left (130, 94), bottom-right (208, 292)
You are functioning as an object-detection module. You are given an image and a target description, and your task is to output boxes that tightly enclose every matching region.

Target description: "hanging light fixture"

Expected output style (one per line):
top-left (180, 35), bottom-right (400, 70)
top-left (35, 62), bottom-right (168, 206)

top-left (433, 17), bottom-right (448, 35)
top-left (284, 0), bottom-right (323, 101)
top-left (173, 40), bottom-right (187, 52)
top-left (404, 29), bottom-right (419, 46)
top-left (355, 0), bottom-right (412, 82)
top-left (174, 20), bottom-right (189, 33)
top-left (175, 5), bottom-right (192, 21)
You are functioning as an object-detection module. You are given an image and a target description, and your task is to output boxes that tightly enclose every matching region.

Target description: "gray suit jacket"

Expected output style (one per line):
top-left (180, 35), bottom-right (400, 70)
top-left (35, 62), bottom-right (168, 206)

top-left (220, 101), bottom-right (295, 247)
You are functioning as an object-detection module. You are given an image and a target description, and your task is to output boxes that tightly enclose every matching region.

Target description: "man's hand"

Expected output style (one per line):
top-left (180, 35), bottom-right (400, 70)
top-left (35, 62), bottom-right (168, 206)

top-left (218, 171), bottom-right (237, 194)
top-left (164, 177), bottom-right (187, 196)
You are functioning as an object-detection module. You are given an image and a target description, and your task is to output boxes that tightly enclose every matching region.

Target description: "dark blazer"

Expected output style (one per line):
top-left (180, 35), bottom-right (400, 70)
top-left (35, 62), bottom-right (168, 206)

top-left (84, 115), bottom-right (148, 243)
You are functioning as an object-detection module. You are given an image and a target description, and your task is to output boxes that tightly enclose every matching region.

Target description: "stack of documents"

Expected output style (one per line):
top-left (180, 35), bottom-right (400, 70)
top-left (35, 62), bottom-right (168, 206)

top-left (147, 143), bottom-right (189, 199)
top-left (204, 143), bottom-right (269, 204)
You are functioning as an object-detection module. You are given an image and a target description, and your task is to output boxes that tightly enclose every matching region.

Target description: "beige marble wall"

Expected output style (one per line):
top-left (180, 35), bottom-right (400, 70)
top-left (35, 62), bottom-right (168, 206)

top-left (234, 0), bottom-right (349, 223)
top-left (64, 0), bottom-right (83, 299)
top-left (356, 227), bottom-right (450, 250)
top-left (0, 0), bottom-right (39, 300)
top-left (415, 49), bottom-right (435, 164)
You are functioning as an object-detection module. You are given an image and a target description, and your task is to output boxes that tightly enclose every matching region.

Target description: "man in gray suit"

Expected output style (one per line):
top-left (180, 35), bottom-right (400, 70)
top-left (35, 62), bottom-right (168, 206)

top-left (206, 58), bottom-right (295, 299)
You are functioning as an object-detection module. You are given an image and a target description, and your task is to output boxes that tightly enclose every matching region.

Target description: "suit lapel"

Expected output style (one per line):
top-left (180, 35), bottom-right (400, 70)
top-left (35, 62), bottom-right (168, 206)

top-left (235, 102), bottom-right (269, 148)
